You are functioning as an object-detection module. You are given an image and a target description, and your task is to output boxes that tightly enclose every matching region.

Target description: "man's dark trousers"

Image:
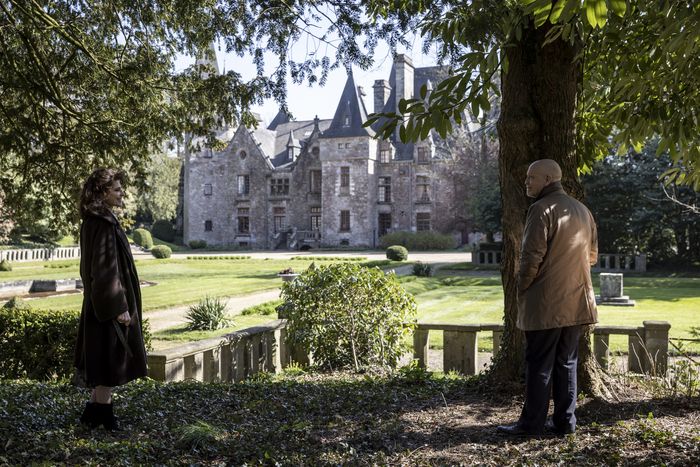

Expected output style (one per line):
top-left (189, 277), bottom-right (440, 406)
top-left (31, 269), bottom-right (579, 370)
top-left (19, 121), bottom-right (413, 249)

top-left (519, 325), bottom-right (582, 433)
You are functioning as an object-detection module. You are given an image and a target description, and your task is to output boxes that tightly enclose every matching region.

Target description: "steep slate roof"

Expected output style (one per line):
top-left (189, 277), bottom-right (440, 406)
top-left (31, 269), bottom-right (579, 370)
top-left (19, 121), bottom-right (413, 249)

top-left (267, 109), bottom-right (291, 130)
top-left (371, 63), bottom-right (452, 161)
top-left (251, 119), bottom-right (331, 167)
top-left (321, 72), bottom-right (375, 138)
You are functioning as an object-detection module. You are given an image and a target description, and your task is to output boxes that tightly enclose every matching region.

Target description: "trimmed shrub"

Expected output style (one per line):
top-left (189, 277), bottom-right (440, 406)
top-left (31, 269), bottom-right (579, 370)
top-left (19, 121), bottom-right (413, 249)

top-left (133, 228), bottom-right (153, 249)
top-left (188, 239), bottom-right (207, 249)
top-left (150, 245), bottom-right (172, 259)
top-left (386, 245), bottom-right (408, 261)
top-left (413, 262), bottom-right (433, 277)
top-left (151, 220), bottom-right (176, 242)
top-left (379, 231), bottom-right (456, 250)
top-left (0, 300), bottom-right (152, 380)
top-left (278, 263), bottom-right (417, 371)
top-left (0, 259), bottom-right (12, 271)
top-left (186, 296), bottom-right (230, 331)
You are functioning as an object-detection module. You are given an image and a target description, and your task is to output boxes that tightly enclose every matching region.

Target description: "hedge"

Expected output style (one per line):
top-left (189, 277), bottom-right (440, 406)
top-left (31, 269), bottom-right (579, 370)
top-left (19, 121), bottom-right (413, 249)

top-left (151, 220), bottom-right (176, 242)
top-left (151, 245), bottom-right (172, 259)
top-left (386, 245), bottom-right (408, 261)
top-left (379, 231), bottom-right (456, 250)
top-left (0, 301), bottom-right (152, 380)
top-left (133, 228), bottom-right (153, 249)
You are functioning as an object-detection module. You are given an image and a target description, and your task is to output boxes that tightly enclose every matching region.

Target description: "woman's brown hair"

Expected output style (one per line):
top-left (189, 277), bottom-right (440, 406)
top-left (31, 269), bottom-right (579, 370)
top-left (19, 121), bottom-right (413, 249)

top-left (79, 168), bottom-right (126, 218)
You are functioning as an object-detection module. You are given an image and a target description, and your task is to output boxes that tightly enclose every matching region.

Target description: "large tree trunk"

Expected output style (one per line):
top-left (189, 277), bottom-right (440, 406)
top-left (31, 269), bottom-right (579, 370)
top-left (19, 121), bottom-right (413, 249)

top-left (487, 20), bottom-right (609, 398)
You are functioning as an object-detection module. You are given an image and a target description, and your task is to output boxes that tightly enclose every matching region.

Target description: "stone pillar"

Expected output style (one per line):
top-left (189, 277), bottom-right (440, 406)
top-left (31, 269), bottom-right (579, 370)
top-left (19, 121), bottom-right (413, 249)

top-left (232, 339), bottom-right (247, 382)
top-left (492, 330), bottom-right (503, 358)
top-left (184, 353), bottom-right (203, 381)
top-left (147, 354), bottom-right (167, 381)
top-left (413, 328), bottom-right (429, 368)
top-left (220, 343), bottom-right (233, 382)
top-left (202, 348), bottom-right (220, 382)
top-left (443, 330), bottom-right (478, 375)
top-left (643, 321), bottom-right (671, 376)
top-left (593, 333), bottom-right (610, 370)
top-left (250, 334), bottom-right (262, 374)
top-left (628, 328), bottom-right (645, 374)
top-left (635, 254), bottom-right (647, 272)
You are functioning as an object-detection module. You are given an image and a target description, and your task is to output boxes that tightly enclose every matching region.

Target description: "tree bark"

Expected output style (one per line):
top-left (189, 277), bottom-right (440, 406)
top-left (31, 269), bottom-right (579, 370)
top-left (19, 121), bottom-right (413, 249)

top-left (487, 21), bottom-right (609, 398)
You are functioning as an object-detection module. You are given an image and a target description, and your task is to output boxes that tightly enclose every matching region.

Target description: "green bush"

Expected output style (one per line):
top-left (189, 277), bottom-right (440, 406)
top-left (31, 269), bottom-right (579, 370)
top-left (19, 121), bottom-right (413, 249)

top-left (133, 228), bottom-right (153, 249)
top-left (278, 263), bottom-right (417, 371)
top-left (0, 259), bottom-right (12, 271)
top-left (0, 300), bottom-right (152, 380)
top-left (386, 245), bottom-right (408, 261)
top-left (150, 245), bottom-right (172, 259)
top-left (379, 231), bottom-right (456, 250)
top-left (186, 296), bottom-right (230, 331)
top-left (151, 220), bottom-right (176, 242)
top-left (412, 262), bottom-right (433, 277)
top-left (188, 239), bottom-right (207, 249)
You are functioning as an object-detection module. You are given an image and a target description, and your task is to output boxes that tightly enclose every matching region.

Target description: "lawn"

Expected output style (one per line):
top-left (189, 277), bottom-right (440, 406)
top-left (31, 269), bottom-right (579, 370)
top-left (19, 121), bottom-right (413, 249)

top-left (2, 259), bottom-right (698, 353)
top-left (0, 258), bottom-right (399, 313)
top-left (398, 272), bottom-right (700, 353)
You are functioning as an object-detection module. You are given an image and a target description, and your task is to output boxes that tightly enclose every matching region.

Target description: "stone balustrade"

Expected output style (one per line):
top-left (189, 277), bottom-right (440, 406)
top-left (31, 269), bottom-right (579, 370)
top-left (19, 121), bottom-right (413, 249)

top-left (593, 253), bottom-right (646, 273)
top-left (471, 250), bottom-right (647, 273)
top-left (413, 323), bottom-right (503, 375)
top-left (147, 320), bottom-right (307, 382)
top-left (0, 247), bottom-right (81, 263)
top-left (147, 319), bottom-right (671, 383)
top-left (593, 321), bottom-right (671, 375)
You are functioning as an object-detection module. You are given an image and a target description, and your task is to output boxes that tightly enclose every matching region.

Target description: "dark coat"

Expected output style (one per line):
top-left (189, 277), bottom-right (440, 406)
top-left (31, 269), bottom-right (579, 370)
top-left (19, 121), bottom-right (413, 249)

top-left (74, 211), bottom-right (147, 387)
top-left (517, 182), bottom-right (599, 331)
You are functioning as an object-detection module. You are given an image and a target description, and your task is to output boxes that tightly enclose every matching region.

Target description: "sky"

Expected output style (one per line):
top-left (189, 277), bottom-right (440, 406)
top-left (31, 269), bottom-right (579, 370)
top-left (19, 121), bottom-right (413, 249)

top-left (175, 39), bottom-right (440, 125)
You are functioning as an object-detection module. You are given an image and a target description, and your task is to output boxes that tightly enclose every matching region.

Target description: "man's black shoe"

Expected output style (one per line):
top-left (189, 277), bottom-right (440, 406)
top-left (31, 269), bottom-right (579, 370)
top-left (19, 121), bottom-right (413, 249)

top-left (544, 418), bottom-right (575, 436)
top-left (496, 422), bottom-right (541, 436)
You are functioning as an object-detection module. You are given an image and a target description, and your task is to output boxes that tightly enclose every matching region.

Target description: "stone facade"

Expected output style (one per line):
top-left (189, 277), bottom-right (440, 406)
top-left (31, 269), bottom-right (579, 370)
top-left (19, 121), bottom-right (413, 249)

top-left (182, 55), bottom-right (469, 249)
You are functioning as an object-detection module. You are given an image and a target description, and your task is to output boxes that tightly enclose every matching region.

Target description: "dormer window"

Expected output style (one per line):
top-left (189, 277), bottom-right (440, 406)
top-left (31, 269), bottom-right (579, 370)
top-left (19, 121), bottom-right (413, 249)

top-left (343, 115), bottom-right (351, 127)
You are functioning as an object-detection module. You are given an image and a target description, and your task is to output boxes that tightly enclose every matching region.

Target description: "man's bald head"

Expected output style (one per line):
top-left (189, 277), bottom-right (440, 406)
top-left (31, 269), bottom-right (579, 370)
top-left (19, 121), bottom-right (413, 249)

top-left (525, 159), bottom-right (562, 198)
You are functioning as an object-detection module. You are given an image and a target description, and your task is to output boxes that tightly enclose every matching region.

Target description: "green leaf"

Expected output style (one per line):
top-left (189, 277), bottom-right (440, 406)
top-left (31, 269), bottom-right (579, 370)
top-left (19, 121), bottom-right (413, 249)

top-left (549, 0), bottom-right (568, 23)
top-left (608, 0), bottom-right (626, 17)
top-left (584, 0), bottom-right (597, 28)
top-left (399, 125), bottom-right (407, 143)
top-left (595, 0), bottom-right (608, 27)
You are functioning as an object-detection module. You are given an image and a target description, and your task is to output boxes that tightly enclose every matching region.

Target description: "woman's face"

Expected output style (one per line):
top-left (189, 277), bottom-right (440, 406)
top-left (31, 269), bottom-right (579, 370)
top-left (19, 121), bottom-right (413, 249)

top-left (104, 180), bottom-right (124, 209)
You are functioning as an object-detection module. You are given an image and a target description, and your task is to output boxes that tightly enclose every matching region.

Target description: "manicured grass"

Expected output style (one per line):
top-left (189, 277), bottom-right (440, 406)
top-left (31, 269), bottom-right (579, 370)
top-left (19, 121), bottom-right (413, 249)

top-left (0, 258), bottom-right (405, 313)
top-left (399, 272), bottom-right (700, 353)
top-left (2, 258), bottom-right (697, 353)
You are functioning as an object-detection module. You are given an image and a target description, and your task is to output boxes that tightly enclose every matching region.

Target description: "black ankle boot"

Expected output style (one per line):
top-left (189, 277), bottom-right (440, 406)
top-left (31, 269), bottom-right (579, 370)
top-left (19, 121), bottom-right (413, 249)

top-left (79, 402), bottom-right (99, 428)
top-left (94, 402), bottom-right (120, 431)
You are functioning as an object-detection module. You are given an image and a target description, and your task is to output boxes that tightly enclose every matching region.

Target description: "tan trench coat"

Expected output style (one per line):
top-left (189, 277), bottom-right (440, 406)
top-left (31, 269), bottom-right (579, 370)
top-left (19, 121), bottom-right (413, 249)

top-left (517, 182), bottom-right (598, 331)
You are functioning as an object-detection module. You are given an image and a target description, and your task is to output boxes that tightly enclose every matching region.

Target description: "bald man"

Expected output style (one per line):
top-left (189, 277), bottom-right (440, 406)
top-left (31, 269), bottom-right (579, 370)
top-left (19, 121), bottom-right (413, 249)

top-left (497, 159), bottom-right (598, 436)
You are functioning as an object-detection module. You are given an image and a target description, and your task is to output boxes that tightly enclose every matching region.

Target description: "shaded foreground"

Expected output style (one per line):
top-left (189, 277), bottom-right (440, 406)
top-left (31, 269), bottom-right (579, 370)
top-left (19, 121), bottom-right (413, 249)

top-left (1, 372), bottom-right (698, 465)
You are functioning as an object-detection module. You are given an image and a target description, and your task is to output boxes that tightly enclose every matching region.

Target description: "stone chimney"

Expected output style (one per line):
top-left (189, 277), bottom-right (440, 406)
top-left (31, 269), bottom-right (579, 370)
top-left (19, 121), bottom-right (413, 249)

top-left (373, 79), bottom-right (391, 114)
top-left (394, 54), bottom-right (414, 141)
top-left (394, 54), bottom-right (414, 113)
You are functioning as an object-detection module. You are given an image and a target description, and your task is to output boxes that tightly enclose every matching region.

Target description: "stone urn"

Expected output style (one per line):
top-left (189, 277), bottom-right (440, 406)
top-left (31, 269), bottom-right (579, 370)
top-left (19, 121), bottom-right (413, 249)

top-left (277, 272), bottom-right (300, 283)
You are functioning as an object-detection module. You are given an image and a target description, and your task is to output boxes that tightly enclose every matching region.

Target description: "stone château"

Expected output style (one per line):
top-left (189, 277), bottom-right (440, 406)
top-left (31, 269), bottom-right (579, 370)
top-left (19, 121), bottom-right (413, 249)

top-left (181, 54), bottom-right (471, 249)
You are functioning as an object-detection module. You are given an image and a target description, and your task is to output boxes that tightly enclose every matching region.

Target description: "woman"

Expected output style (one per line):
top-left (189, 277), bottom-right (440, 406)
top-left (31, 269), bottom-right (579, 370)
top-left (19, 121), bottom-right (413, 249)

top-left (75, 168), bottom-right (147, 430)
